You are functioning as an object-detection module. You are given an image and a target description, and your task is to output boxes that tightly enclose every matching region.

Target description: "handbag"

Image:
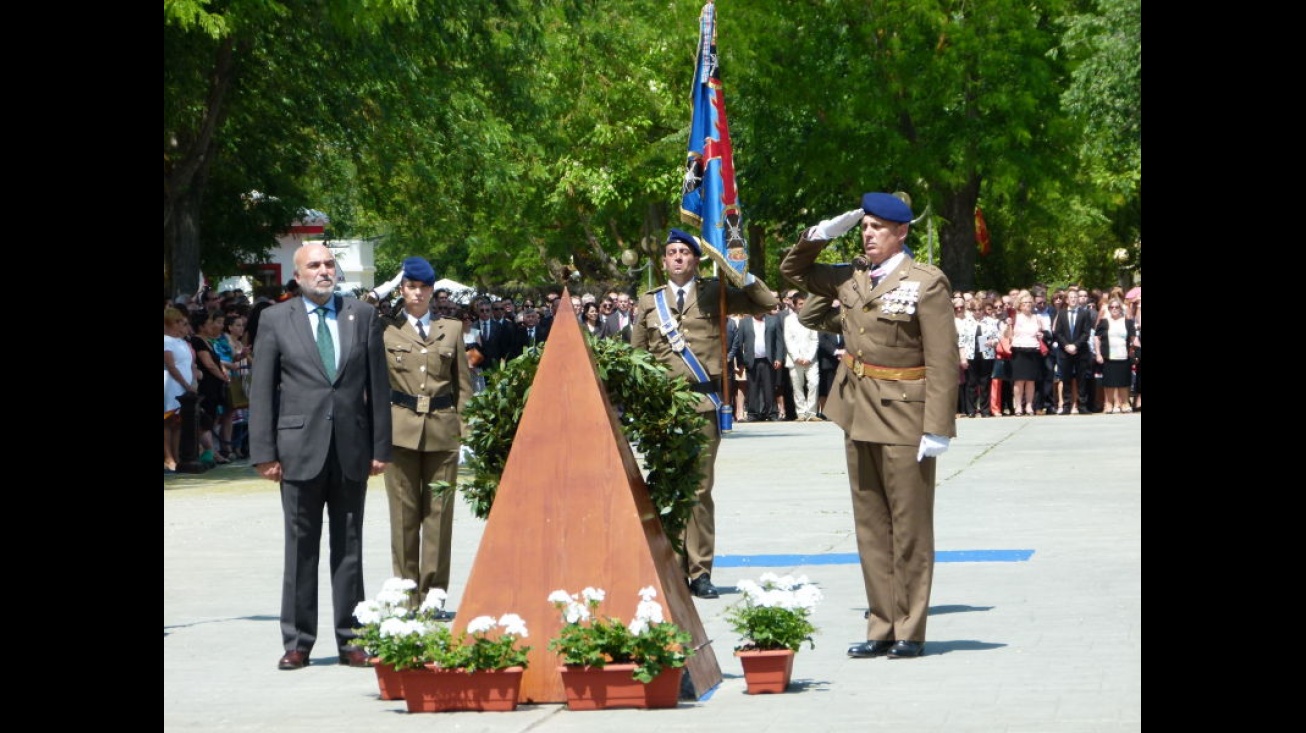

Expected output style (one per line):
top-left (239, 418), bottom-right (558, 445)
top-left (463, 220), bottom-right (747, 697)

top-left (996, 334), bottom-right (1013, 360)
top-left (1037, 339), bottom-right (1049, 357)
top-left (227, 371), bottom-right (250, 409)
top-left (466, 343), bottom-right (485, 368)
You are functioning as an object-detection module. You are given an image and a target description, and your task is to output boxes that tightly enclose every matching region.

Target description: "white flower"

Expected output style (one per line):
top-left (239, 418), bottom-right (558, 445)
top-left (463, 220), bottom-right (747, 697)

top-left (354, 599), bottom-right (384, 626)
top-left (794, 584), bottom-right (823, 611)
top-left (736, 579), bottom-right (761, 597)
top-left (637, 585), bottom-right (658, 601)
top-left (467, 615), bottom-right (498, 635)
top-left (379, 617), bottom-right (426, 638)
top-left (498, 613), bottom-right (528, 638)
top-left (628, 617), bottom-right (650, 635)
top-left (581, 587), bottom-right (606, 604)
top-left (375, 577), bottom-right (418, 607)
top-left (563, 600), bottom-right (591, 624)
top-left (635, 599), bottom-right (664, 624)
top-left (547, 589), bottom-right (572, 605)
top-left (419, 588), bottom-right (448, 612)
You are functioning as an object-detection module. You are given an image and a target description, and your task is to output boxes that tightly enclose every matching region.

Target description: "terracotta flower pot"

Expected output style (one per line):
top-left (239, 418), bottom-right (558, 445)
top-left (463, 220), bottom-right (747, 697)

top-left (735, 648), bottom-right (795, 694)
top-left (557, 663), bottom-right (683, 710)
top-left (398, 665), bottom-right (524, 713)
top-left (370, 658), bottom-right (404, 700)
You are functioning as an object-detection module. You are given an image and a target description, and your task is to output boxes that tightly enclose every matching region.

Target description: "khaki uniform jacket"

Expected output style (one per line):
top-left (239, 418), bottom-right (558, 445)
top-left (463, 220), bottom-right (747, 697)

top-left (780, 231), bottom-right (958, 445)
top-left (631, 278), bottom-right (777, 413)
top-left (382, 314), bottom-right (472, 452)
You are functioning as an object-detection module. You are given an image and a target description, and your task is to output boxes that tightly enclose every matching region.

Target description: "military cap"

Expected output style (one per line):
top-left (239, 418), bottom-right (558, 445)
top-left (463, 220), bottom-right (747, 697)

top-left (666, 228), bottom-right (703, 257)
top-left (861, 192), bottom-right (914, 223)
top-left (401, 256), bottom-right (436, 285)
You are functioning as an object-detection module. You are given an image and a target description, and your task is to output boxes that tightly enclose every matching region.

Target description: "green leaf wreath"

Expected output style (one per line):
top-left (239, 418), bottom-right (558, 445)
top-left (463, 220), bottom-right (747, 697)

top-left (447, 336), bottom-right (708, 554)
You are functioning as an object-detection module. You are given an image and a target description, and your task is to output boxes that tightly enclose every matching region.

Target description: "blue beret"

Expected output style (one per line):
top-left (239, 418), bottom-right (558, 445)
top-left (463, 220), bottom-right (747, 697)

top-left (861, 192), bottom-right (914, 223)
top-left (401, 256), bottom-right (436, 285)
top-left (666, 228), bottom-right (702, 257)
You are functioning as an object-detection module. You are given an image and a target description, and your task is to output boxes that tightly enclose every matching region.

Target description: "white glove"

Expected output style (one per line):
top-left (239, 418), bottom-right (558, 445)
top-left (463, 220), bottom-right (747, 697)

top-left (916, 434), bottom-right (950, 462)
top-left (371, 267), bottom-right (406, 301)
top-left (812, 208), bottom-right (864, 240)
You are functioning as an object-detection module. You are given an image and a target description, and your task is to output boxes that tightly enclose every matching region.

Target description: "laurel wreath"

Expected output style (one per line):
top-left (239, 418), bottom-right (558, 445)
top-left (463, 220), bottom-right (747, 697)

top-left (445, 336), bottom-right (709, 554)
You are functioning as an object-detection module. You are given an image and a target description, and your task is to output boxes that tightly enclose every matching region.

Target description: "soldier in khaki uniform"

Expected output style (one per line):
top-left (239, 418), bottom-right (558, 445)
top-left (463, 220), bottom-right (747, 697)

top-left (631, 229), bottom-right (777, 599)
top-left (781, 194), bottom-right (958, 659)
top-left (380, 257), bottom-right (473, 609)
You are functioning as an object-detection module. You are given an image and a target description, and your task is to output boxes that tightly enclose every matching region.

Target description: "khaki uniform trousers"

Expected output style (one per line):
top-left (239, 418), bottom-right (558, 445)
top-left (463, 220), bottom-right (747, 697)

top-left (682, 415), bottom-right (721, 581)
top-left (383, 445), bottom-right (458, 598)
top-left (844, 436), bottom-right (936, 643)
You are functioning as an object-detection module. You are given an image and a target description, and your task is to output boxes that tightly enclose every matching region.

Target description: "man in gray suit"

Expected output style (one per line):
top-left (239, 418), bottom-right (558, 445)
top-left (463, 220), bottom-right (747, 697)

top-left (249, 243), bottom-right (392, 671)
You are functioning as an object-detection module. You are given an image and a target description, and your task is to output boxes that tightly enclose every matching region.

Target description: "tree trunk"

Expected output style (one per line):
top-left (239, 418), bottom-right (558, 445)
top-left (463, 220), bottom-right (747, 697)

top-left (163, 37), bottom-right (237, 299)
top-left (169, 187), bottom-right (204, 298)
top-left (936, 175), bottom-right (981, 292)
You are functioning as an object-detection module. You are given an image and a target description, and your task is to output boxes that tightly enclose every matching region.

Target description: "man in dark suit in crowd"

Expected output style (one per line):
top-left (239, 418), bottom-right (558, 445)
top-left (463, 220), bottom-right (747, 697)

top-left (471, 297), bottom-right (510, 371)
top-left (805, 295), bottom-right (845, 421)
top-left (782, 192), bottom-right (958, 660)
top-left (1053, 290), bottom-right (1094, 414)
top-left (249, 243), bottom-right (392, 671)
top-left (512, 307), bottom-right (547, 355)
top-left (729, 305), bottom-right (786, 422)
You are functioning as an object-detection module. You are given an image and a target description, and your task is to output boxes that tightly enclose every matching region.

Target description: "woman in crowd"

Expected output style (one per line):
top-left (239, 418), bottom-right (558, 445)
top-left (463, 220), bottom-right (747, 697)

top-left (221, 314), bottom-right (252, 459)
top-left (1004, 290), bottom-right (1048, 416)
top-left (970, 299), bottom-right (1000, 417)
top-left (164, 307), bottom-right (197, 473)
top-left (1094, 297), bottom-right (1136, 413)
top-left (1130, 297), bottom-right (1141, 411)
top-left (989, 297), bottom-right (1014, 416)
top-left (460, 306), bottom-right (487, 393)
top-left (954, 296), bottom-right (977, 417)
top-left (189, 309), bottom-right (231, 465)
top-left (580, 301), bottom-right (608, 339)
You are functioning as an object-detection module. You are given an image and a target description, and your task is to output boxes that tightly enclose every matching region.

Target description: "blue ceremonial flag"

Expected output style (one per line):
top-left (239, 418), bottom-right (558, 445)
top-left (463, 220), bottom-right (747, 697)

top-left (679, 1), bottom-right (748, 287)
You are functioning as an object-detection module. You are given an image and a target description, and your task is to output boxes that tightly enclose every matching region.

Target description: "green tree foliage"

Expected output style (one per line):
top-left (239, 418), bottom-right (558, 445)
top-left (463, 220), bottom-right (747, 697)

top-left (164, 0), bottom-right (1140, 297)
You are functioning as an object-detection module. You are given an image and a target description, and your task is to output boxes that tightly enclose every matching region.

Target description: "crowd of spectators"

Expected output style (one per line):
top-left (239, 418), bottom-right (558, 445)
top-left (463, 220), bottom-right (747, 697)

top-left (165, 278), bottom-right (1139, 474)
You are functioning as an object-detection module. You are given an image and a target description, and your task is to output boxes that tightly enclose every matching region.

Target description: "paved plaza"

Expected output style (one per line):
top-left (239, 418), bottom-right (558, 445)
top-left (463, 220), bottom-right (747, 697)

top-left (164, 412), bottom-right (1142, 732)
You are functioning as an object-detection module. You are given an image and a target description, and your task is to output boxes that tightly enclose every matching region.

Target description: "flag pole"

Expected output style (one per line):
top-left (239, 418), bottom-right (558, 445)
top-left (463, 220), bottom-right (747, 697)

top-left (718, 262), bottom-right (730, 422)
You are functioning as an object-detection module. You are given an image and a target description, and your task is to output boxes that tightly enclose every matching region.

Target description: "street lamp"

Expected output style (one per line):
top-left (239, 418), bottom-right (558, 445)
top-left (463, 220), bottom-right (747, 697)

top-left (621, 248), bottom-right (653, 290)
top-left (1113, 247), bottom-right (1131, 288)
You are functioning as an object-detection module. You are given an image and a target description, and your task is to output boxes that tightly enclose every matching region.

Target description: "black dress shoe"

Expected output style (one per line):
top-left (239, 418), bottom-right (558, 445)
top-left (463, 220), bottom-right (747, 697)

top-left (886, 640), bottom-right (925, 658)
top-left (688, 574), bottom-right (720, 599)
top-left (278, 649), bottom-right (310, 670)
top-left (430, 608), bottom-right (455, 622)
top-left (338, 647), bottom-right (373, 667)
top-left (847, 640), bottom-right (894, 658)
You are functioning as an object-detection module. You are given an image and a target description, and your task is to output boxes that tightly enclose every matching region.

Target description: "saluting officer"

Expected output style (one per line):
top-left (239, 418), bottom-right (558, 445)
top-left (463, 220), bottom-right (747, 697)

top-left (381, 257), bottom-right (473, 611)
top-left (781, 194), bottom-right (958, 659)
top-left (630, 229), bottom-right (777, 599)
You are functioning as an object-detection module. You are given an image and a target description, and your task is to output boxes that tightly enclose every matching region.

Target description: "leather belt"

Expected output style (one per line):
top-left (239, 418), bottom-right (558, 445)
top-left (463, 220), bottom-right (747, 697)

top-left (689, 381), bottom-right (721, 394)
top-left (390, 390), bottom-right (455, 413)
top-left (841, 354), bottom-right (926, 381)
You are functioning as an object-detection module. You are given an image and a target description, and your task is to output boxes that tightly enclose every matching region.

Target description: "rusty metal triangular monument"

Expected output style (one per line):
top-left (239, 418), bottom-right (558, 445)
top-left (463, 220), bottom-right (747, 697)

top-left (452, 287), bottom-right (722, 703)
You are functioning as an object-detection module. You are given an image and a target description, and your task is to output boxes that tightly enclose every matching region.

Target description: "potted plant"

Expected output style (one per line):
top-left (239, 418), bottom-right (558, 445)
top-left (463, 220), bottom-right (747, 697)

top-left (352, 578), bottom-right (450, 699)
top-left (726, 573), bottom-right (822, 694)
top-left (396, 613), bottom-right (532, 713)
top-left (547, 586), bottom-right (694, 710)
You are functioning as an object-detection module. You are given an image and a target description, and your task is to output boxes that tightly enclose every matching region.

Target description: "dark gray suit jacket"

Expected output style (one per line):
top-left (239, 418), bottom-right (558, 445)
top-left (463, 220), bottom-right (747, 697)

top-left (729, 314), bottom-right (785, 367)
top-left (249, 295), bottom-right (392, 482)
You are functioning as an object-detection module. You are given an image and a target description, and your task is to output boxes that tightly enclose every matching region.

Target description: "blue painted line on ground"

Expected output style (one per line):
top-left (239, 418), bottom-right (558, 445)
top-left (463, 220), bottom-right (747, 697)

top-left (715, 550), bottom-right (1033, 567)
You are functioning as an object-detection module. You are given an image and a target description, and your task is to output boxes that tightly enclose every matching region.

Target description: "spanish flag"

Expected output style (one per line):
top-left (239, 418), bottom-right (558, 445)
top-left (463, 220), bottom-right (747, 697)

top-left (975, 206), bottom-right (991, 256)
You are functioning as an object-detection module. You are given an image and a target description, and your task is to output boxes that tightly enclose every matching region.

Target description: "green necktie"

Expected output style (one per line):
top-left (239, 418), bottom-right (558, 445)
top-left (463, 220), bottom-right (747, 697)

top-left (314, 307), bottom-right (337, 381)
